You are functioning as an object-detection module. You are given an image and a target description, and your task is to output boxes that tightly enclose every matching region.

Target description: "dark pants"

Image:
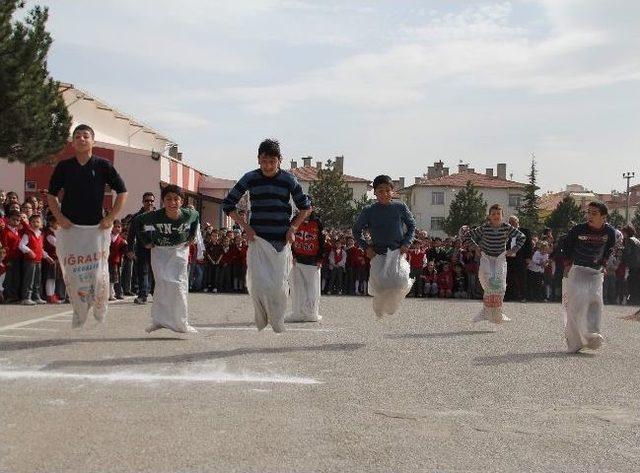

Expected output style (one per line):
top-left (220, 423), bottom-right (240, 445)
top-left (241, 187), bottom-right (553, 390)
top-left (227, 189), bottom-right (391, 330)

top-left (232, 263), bottom-right (246, 291)
top-left (22, 260), bottom-right (42, 301)
top-left (409, 268), bottom-right (424, 296)
top-left (328, 268), bottom-right (345, 294)
top-left (109, 263), bottom-right (123, 298)
top-left (506, 260), bottom-right (527, 300)
top-left (121, 257), bottom-right (134, 295)
top-left (3, 257), bottom-right (22, 300)
top-left (527, 270), bottom-right (544, 301)
top-left (205, 263), bottom-right (218, 290)
top-left (344, 267), bottom-right (356, 295)
top-left (136, 251), bottom-right (153, 299)
top-left (628, 267), bottom-right (640, 305)
top-left (217, 265), bottom-right (232, 292)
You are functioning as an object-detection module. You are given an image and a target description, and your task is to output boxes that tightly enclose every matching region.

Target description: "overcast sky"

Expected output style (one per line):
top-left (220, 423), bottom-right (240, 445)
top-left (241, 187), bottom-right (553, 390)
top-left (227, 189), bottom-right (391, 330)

top-left (25, 0), bottom-right (640, 193)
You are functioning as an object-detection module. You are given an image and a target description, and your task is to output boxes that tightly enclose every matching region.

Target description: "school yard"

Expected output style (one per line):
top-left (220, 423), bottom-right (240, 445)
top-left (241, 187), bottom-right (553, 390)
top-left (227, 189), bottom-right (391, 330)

top-left (1, 295), bottom-right (639, 473)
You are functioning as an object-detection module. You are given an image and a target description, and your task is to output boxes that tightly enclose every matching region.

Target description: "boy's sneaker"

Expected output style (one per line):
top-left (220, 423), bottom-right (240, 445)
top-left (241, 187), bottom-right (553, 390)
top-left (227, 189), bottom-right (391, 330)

top-left (33, 298), bottom-right (47, 305)
top-left (212, 288), bottom-right (218, 293)
top-left (134, 297), bottom-right (147, 304)
top-left (108, 296), bottom-right (116, 302)
top-left (47, 295), bottom-right (63, 304)
top-left (21, 299), bottom-right (36, 306)
top-left (585, 333), bottom-right (603, 350)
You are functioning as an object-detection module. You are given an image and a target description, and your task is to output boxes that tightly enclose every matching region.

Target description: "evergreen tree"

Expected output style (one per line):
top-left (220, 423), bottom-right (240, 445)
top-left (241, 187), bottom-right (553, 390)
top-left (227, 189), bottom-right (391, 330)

top-left (607, 208), bottom-right (625, 229)
top-left (632, 206), bottom-right (640, 232)
top-left (545, 196), bottom-right (584, 235)
top-left (444, 181), bottom-right (487, 236)
top-left (0, 1), bottom-right (71, 164)
top-left (517, 154), bottom-right (541, 231)
top-left (309, 159), bottom-right (358, 229)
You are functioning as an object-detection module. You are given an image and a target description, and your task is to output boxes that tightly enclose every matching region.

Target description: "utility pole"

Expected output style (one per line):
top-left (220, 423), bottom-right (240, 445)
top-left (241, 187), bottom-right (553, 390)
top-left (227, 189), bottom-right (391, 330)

top-left (623, 171), bottom-right (635, 223)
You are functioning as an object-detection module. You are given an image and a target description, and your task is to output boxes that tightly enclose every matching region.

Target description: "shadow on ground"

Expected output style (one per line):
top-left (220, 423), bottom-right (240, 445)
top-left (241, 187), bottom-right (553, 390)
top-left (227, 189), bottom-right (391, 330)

top-left (474, 351), bottom-right (595, 366)
top-left (386, 330), bottom-right (494, 340)
top-left (40, 342), bottom-right (365, 370)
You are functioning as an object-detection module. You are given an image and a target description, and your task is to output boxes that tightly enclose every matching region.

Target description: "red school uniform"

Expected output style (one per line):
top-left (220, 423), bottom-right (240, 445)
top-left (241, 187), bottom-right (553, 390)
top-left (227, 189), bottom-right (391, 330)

top-left (108, 234), bottom-right (128, 266)
top-left (20, 225), bottom-right (44, 263)
top-left (436, 269), bottom-right (453, 292)
top-left (347, 246), bottom-right (365, 268)
top-left (408, 249), bottom-right (426, 269)
top-left (1, 225), bottom-right (21, 261)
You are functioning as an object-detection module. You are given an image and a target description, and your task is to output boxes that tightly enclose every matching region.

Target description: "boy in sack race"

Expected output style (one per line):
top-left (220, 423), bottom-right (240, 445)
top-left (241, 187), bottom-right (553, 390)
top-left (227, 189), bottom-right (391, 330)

top-left (461, 204), bottom-right (525, 324)
top-left (139, 185), bottom-right (203, 334)
top-left (352, 175), bottom-right (415, 318)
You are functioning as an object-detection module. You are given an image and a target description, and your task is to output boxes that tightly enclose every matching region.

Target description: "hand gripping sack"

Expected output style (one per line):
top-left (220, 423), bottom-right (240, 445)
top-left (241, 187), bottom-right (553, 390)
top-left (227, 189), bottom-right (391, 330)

top-left (57, 225), bottom-right (111, 328)
top-left (368, 249), bottom-right (413, 318)
top-left (563, 265), bottom-right (604, 351)
top-left (288, 262), bottom-right (321, 322)
top-left (150, 244), bottom-right (194, 333)
top-left (246, 237), bottom-right (292, 332)
top-left (477, 252), bottom-right (508, 324)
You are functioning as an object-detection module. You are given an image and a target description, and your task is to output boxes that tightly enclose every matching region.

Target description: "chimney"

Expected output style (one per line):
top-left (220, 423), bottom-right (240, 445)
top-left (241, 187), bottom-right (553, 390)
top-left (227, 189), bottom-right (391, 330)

top-left (443, 167), bottom-right (449, 176)
top-left (177, 152), bottom-right (183, 161)
top-left (497, 163), bottom-right (507, 180)
top-left (316, 161), bottom-right (322, 169)
top-left (485, 168), bottom-right (494, 177)
top-left (467, 168), bottom-right (475, 173)
top-left (458, 163), bottom-right (468, 173)
top-left (290, 160), bottom-right (297, 169)
top-left (399, 177), bottom-right (405, 189)
top-left (168, 144), bottom-right (179, 159)
top-left (414, 177), bottom-right (421, 184)
top-left (334, 155), bottom-right (344, 174)
top-left (302, 156), bottom-right (312, 167)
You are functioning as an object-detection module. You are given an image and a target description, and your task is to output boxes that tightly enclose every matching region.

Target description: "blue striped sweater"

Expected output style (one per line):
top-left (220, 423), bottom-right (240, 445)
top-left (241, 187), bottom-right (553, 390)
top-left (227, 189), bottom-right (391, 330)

top-left (223, 169), bottom-right (311, 243)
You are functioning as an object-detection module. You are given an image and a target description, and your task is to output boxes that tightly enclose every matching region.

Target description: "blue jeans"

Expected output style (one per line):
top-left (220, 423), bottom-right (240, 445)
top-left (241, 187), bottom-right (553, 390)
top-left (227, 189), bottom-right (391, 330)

top-left (136, 251), bottom-right (153, 299)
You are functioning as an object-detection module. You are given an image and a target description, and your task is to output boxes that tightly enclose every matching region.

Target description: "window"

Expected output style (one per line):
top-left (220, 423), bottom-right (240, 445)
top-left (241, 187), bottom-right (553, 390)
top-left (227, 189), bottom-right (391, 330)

top-left (432, 191), bottom-right (444, 205)
top-left (431, 217), bottom-right (445, 231)
top-left (509, 194), bottom-right (521, 208)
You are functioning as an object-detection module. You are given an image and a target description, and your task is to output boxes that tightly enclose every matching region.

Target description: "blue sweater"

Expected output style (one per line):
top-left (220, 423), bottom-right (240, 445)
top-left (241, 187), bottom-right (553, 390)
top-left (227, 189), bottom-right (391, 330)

top-left (352, 201), bottom-right (416, 254)
top-left (223, 169), bottom-right (311, 243)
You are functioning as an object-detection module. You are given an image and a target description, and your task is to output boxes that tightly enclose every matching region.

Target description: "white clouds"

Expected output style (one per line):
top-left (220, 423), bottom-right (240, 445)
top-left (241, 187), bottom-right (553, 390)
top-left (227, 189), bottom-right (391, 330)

top-left (209, 0), bottom-right (640, 113)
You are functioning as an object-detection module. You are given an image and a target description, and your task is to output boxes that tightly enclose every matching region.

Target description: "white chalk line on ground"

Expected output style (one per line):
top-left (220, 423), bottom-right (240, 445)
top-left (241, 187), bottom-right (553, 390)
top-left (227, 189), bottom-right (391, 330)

top-left (0, 368), bottom-right (320, 385)
top-left (4, 327), bottom-right (59, 332)
top-left (0, 310), bottom-right (73, 332)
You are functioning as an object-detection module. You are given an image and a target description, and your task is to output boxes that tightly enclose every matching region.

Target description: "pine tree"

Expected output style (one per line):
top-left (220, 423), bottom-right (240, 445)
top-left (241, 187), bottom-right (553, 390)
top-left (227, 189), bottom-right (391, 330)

top-left (309, 159), bottom-right (358, 229)
top-left (0, 1), bottom-right (71, 164)
top-left (607, 208), bottom-right (625, 229)
top-left (545, 196), bottom-right (584, 235)
top-left (517, 154), bottom-right (541, 231)
top-left (444, 180), bottom-right (487, 236)
top-left (632, 206), bottom-right (640, 232)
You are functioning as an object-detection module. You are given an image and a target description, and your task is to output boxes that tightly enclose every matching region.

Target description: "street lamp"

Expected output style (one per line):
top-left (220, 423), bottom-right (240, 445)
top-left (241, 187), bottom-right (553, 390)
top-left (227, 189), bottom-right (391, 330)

top-left (623, 171), bottom-right (635, 223)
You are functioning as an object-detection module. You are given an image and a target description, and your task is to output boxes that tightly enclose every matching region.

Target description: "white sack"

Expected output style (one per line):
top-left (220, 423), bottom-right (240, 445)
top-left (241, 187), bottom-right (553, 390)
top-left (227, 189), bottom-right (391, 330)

top-left (57, 225), bottom-right (111, 328)
top-left (150, 244), bottom-right (195, 333)
top-left (246, 237), bottom-right (292, 332)
top-left (288, 263), bottom-right (321, 322)
top-left (564, 265), bottom-right (603, 352)
top-left (476, 252), bottom-right (508, 324)
top-left (368, 249), bottom-right (413, 318)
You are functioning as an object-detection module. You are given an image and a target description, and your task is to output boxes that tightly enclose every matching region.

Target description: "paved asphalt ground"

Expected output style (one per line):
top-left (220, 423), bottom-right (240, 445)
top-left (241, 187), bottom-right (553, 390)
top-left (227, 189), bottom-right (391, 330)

top-left (1, 294), bottom-right (639, 473)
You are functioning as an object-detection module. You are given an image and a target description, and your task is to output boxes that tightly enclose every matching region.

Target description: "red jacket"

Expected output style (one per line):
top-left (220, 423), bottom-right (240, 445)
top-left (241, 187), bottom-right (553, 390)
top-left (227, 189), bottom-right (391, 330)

top-left (234, 243), bottom-right (247, 266)
top-left (43, 228), bottom-right (58, 261)
top-left (421, 268), bottom-right (437, 283)
top-left (219, 246), bottom-right (235, 266)
top-left (347, 246), bottom-right (366, 268)
top-left (408, 249), bottom-right (426, 269)
top-left (437, 270), bottom-right (453, 291)
top-left (109, 234), bottom-right (128, 266)
top-left (1, 226), bottom-right (21, 261)
top-left (20, 226), bottom-right (44, 263)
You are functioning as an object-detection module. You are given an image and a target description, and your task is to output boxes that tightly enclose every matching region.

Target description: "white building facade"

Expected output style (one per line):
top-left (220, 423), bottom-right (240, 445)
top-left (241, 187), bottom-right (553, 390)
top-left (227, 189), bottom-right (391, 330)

top-left (401, 162), bottom-right (526, 237)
